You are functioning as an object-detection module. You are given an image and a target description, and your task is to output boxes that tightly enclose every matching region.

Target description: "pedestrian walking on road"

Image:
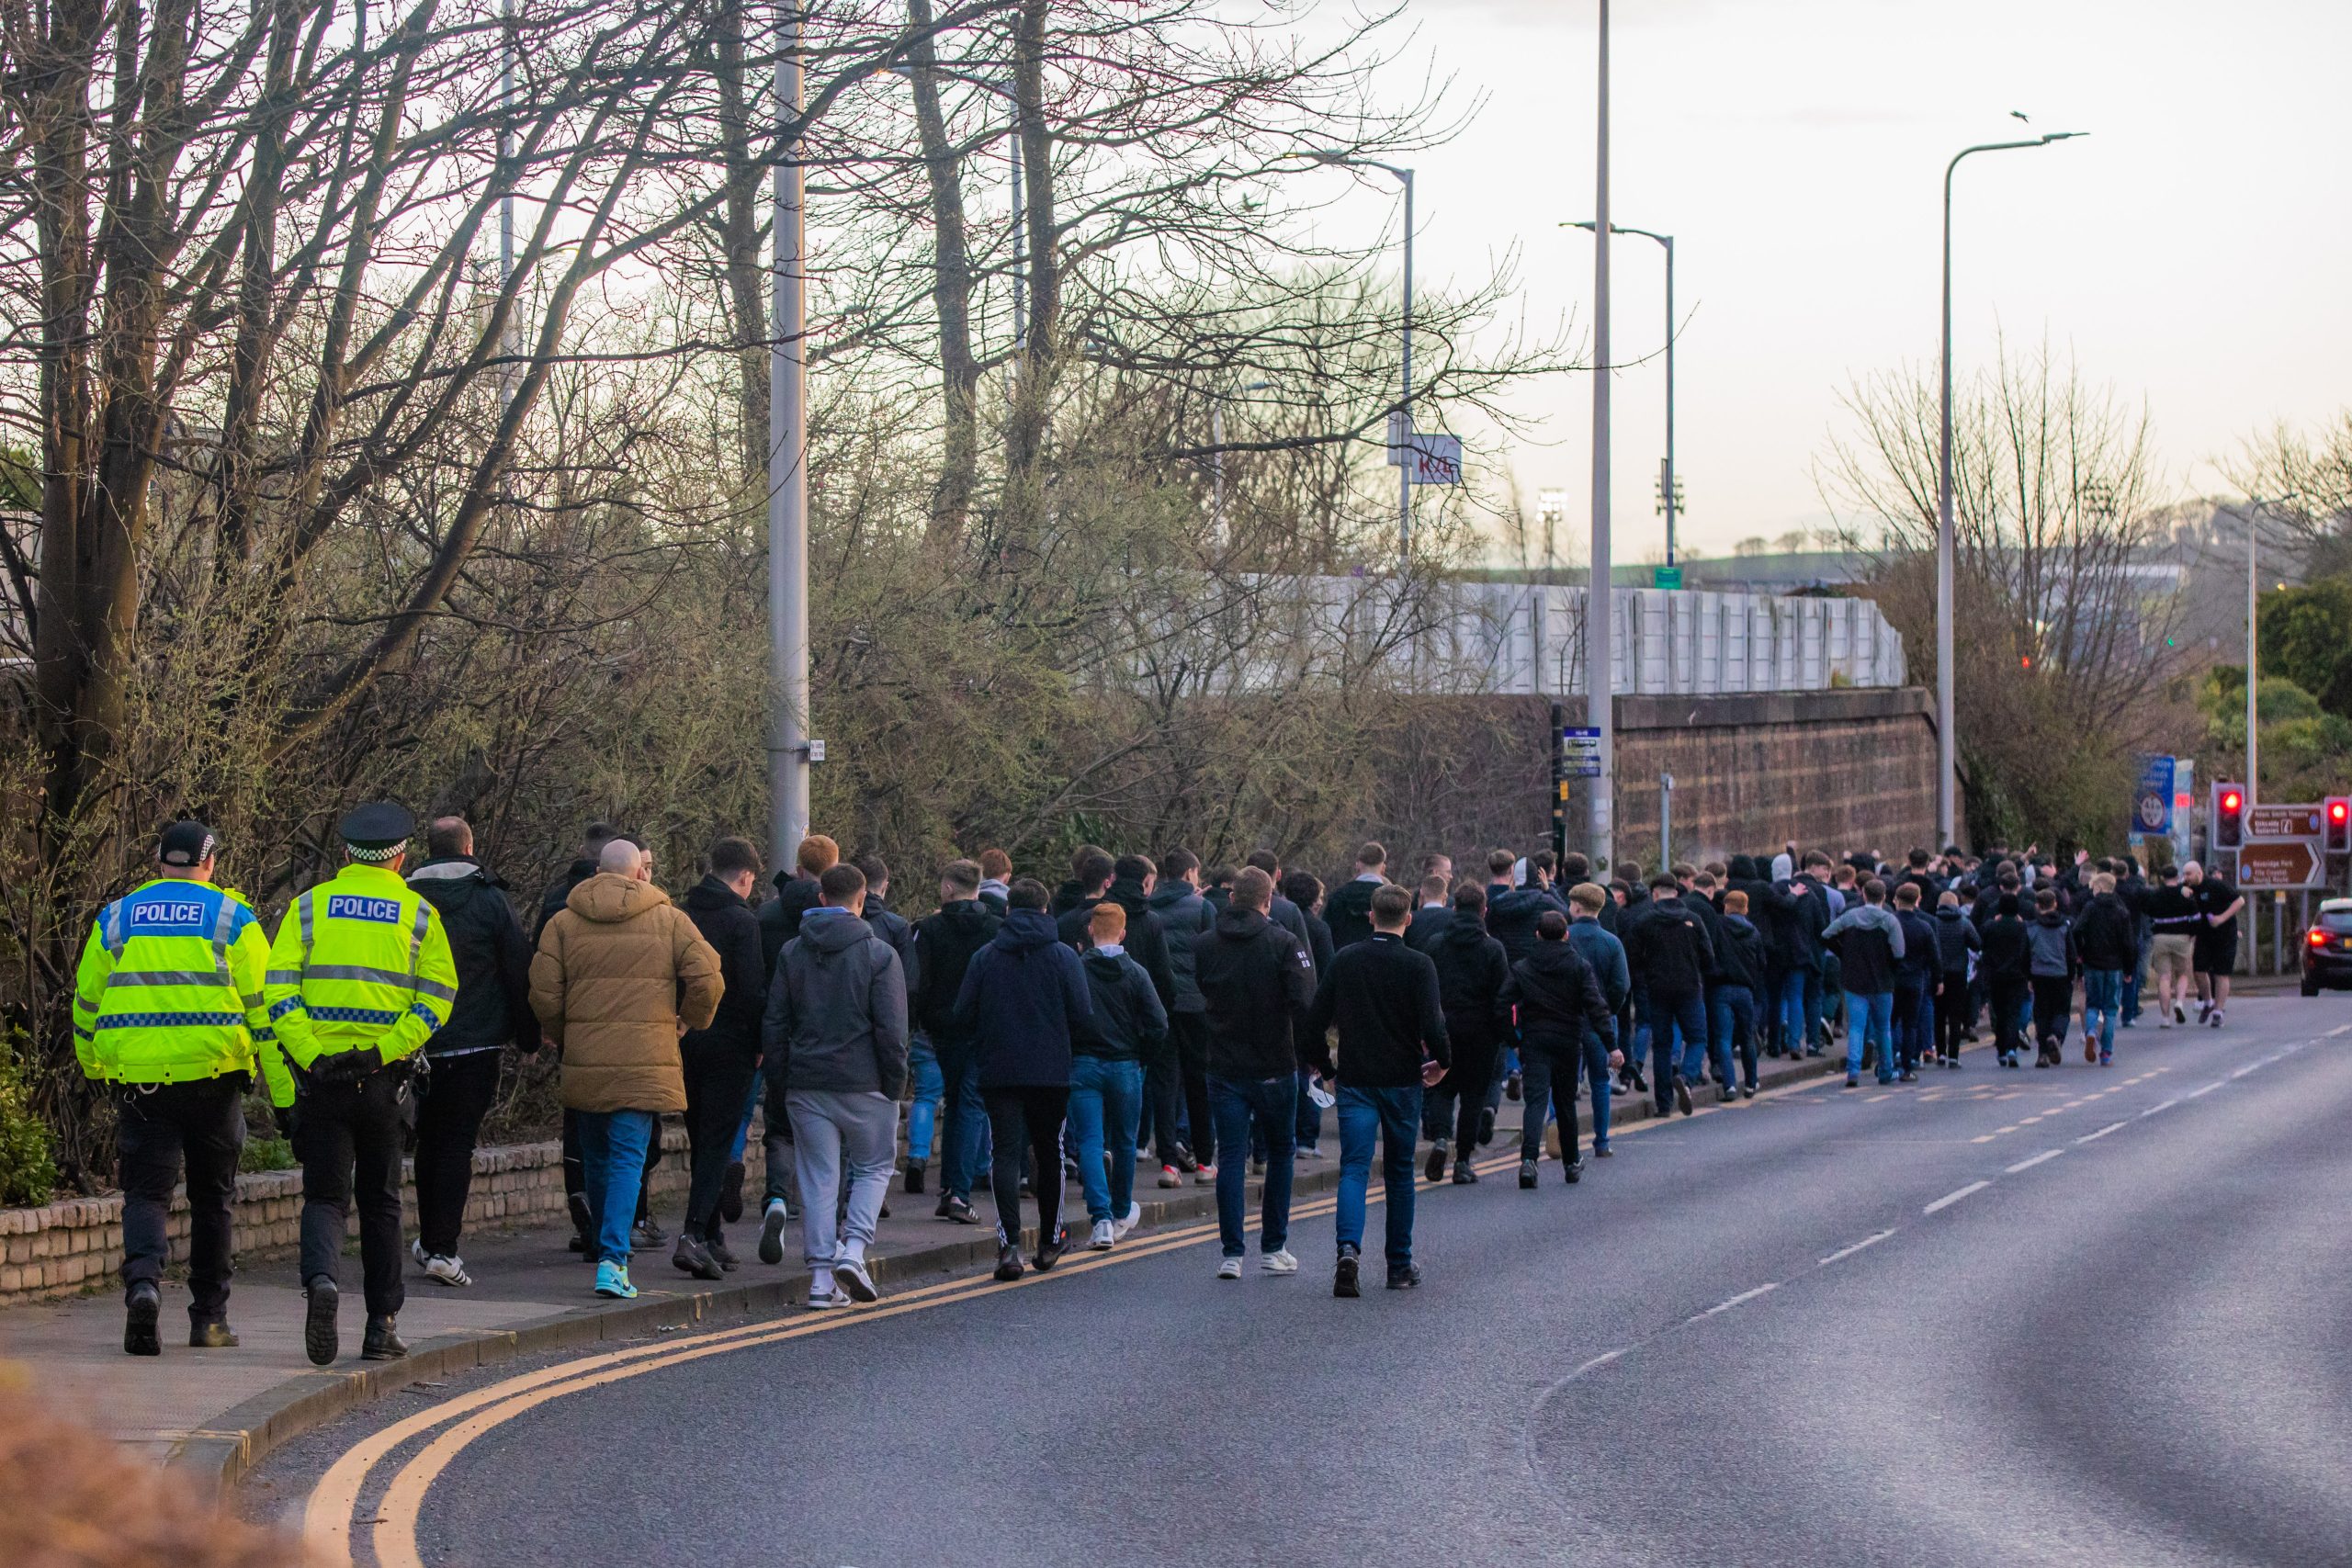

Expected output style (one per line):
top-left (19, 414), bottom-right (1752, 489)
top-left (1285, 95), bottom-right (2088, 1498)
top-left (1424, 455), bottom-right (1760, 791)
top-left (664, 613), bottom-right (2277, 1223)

top-left (1622, 874), bottom-right (1713, 1114)
top-left (2191, 861), bottom-right (2244, 1027)
top-left (269, 803), bottom-right (458, 1363)
top-left (530, 837), bottom-right (722, 1303)
top-left (673, 837), bottom-right (768, 1279)
top-left (1419, 883), bottom-right (1510, 1183)
top-left (1303, 884), bottom-right (1448, 1295)
top-left (1822, 880), bottom-right (1902, 1088)
top-left (1147, 849), bottom-right (1219, 1189)
top-left (1071, 902), bottom-right (1166, 1249)
top-left (1321, 842), bottom-right (1389, 953)
top-left (2025, 886), bottom-right (2078, 1067)
top-left (1980, 894), bottom-right (2032, 1067)
top-left (2143, 864), bottom-right (2199, 1027)
top-left (762, 861), bottom-right (909, 1307)
top-left (1499, 909), bottom-right (1618, 1187)
top-left (1192, 866), bottom-right (1317, 1280)
top-left (909, 859), bottom-right (1001, 1220)
top-left (74, 820), bottom-right (288, 1356)
top-left (1713, 890), bottom-right (1768, 1097)
top-left (955, 878), bottom-right (1100, 1282)
top-left (406, 816), bottom-right (542, 1289)
top-left (1405, 872), bottom-right (1454, 952)
top-left (1931, 891), bottom-right (1980, 1067)
top-left (2072, 872), bottom-right (2135, 1066)
top-left (1891, 883), bottom-right (1939, 1082)
top-left (1566, 885), bottom-right (1630, 1153)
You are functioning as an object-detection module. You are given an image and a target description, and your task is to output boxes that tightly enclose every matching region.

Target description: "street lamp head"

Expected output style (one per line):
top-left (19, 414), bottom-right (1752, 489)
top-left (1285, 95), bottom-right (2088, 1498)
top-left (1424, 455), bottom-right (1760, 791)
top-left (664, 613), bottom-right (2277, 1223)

top-left (2039, 130), bottom-right (2088, 143)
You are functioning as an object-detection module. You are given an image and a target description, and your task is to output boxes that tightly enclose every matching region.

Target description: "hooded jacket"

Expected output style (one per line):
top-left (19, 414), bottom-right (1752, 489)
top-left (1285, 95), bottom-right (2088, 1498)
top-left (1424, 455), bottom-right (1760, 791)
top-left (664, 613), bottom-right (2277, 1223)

top-left (1622, 893), bottom-right (1717, 997)
top-left (1500, 940), bottom-right (1617, 1055)
top-left (1321, 874), bottom-right (1385, 953)
top-left (409, 856), bottom-right (541, 1057)
top-left (1713, 913), bottom-right (1769, 993)
top-left (1146, 883), bottom-right (1214, 1014)
top-left (531, 873), bottom-right (723, 1113)
top-left (1057, 876), bottom-right (1177, 1012)
top-left (1566, 918), bottom-right (1631, 1014)
top-left (1894, 907), bottom-right (1940, 983)
top-left (536, 857), bottom-right (596, 942)
top-left (1301, 931), bottom-right (1449, 1087)
top-left (1427, 918), bottom-right (1512, 1060)
top-left (910, 898), bottom-right (1001, 1044)
top-left (1821, 902), bottom-right (1904, 995)
top-left (2025, 910), bottom-right (2077, 979)
top-left (1404, 902), bottom-right (1455, 953)
top-left (757, 872), bottom-right (824, 974)
top-left (1192, 906), bottom-right (1317, 1081)
top-left (762, 906), bottom-right (909, 1097)
top-left (2072, 892), bottom-right (2136, 971)
top-left (1079, 948), bottom-right (1168, 1061)
top-left (1932, 905), bottom-right (1982, 975)
top-left (954, 908), bottom-right (1100, 1089)
top-left (1487, 883), bottom-right (1570, 965)
top-left (680, 874), bottom-right (766, 1059)
top-left (1980, 908), bottom-right (2031, 981)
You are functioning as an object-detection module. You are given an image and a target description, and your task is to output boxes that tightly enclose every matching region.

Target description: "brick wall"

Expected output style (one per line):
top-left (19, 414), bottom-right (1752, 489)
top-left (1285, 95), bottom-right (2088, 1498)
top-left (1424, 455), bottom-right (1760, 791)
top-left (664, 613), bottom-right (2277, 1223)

top-left (0, 1122), bottom-right (763, 1305)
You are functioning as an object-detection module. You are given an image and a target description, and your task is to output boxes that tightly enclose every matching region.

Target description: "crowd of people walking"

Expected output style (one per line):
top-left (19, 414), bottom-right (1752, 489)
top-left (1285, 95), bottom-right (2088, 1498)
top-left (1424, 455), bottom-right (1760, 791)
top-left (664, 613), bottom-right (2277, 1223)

top-left (70, 810), bottom-right (2249, 1359)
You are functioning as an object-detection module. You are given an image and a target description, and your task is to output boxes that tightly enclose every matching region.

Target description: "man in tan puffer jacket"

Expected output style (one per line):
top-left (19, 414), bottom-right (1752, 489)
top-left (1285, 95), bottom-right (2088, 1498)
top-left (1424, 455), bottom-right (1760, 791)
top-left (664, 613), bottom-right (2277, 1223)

top-left (531, 837), bottom-right (723, 1299)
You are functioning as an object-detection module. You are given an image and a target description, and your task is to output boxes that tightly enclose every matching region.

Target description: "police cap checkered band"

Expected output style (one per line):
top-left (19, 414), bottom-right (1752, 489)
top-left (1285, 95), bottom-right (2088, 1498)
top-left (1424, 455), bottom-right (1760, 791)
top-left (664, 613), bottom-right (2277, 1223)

top-left (338, 801), bottom-right (416, 858)
top-left (157, 820), bottom-right (217, 868)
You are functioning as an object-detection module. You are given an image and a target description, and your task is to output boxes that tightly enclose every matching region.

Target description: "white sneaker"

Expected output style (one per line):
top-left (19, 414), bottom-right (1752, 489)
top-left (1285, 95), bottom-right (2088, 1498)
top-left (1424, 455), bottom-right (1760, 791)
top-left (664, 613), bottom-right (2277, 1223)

top-left (1216, 1257), bottom-right (1242, 1280)
top-left (1114, 1201), bottom-right (1141, 1241)
top-left (831, 1255), bottom-right (878, 1303)
top-left (1088, 1218), bottom-right (1115, 1250)
top-left (1260, 1247), bottom-right (1299, 1275)
top-left (423, 1252), bottom-right (471, 1287)
top-left (805, 1285), bottom-right (850, 1310)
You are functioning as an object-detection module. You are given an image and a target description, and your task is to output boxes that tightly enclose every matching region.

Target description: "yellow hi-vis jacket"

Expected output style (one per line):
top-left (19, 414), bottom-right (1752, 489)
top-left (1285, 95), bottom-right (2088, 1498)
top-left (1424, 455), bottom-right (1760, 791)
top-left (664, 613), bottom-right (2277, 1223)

top-left (263, 863), bottom-right (458, 1095)
top-left (71, 877), bottom-right (292, 1104)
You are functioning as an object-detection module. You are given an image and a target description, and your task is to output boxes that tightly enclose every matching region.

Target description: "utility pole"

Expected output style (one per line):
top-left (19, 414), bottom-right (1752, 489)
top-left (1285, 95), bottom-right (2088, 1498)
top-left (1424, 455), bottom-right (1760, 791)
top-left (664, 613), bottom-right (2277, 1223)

top-left (499, 0), bottom-right (516, 406)
top-left (2247, 505), bottom-right (2259, 808)
top-left (768, 9), bottom-right (809, 864)
top-left (1585, 0), bottom-right (1614, 868)
top-left (1398, 168), bottom-right (1415, 567)
top-left (1657, 233), bottom-right (1675, 566)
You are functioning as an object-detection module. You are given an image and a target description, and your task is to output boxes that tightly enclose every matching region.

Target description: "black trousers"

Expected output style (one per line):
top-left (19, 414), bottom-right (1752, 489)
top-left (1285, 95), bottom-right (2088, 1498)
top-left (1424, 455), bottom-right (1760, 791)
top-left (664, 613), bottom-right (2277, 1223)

top-left (1517, 1042), bottom-right (1577, 1163)
top-left (296, 1068), bottom-right (408, 1318)
top-left (565, 1106), bottom-right (661, 1222)
top-left (412, 1051), bottom-right (502, 1258)
top-left (1169, 1011), bottom-right (1216, 1167)
top-left (1424, 1036), bottom-right (1498, 1154)
top-left (1988, 976), bottom-right (2030, 1060)
top-left (1934, 974), bottom-right (1969, 1059)
top-left (682, 1041), bottom-right (759, 1238)
top-left (984, 1085), bottom-right (1069, 1252)
top-left (1140, 1026), bottom-right (1183, 1163)
top-left (116, 1077), bottom-right (245, 1319)
top-left (2031, 974), bottom-right (2074, 1061)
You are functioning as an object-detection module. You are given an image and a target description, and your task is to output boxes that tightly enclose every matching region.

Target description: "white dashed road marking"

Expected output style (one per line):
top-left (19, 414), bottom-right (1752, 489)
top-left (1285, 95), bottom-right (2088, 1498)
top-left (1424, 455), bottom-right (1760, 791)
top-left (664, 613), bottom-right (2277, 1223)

top-left (2075, 1122), bottom-right (2127, 1145)
top-left (2005, 1149), bottom-right (2064, 1174)
top-left (1924, 1180), bottom-right (1991, 1214)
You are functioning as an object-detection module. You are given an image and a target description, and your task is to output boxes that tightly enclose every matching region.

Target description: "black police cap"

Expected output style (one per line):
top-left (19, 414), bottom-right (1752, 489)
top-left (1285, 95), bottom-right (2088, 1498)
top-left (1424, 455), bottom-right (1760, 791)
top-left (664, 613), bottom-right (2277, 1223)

top-left (339, 801), bottom-right (416, 861)
top-left (157, 820), bottom-right (219, 869)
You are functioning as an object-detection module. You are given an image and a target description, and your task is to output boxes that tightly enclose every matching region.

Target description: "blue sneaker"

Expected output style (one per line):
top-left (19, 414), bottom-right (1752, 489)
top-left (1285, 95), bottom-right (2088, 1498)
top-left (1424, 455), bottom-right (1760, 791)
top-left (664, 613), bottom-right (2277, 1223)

top-left (594, 1260), bottom-right (637, 1300)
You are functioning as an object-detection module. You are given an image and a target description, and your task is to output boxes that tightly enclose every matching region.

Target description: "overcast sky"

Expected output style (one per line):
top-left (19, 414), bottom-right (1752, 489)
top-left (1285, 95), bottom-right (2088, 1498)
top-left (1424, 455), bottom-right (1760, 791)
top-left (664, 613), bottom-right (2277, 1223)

top-left (1352, 0), bottom-right (2352, 561)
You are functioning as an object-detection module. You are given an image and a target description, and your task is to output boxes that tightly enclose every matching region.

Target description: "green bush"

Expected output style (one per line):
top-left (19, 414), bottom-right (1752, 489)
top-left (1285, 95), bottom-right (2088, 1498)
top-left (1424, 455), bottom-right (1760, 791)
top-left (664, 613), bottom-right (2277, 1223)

top-left (0, 1035), bottom-right (59, 1207)
top-left (240, 1135), bottom-right (296, 1174)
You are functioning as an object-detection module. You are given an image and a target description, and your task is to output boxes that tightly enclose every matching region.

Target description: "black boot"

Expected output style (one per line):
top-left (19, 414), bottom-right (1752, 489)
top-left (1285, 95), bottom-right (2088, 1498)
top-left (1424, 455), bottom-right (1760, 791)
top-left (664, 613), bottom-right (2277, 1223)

top-left (1333, 1244), bottom-right (1362, 1299)
top-left (1452, 1157), bottom-right (1478, 1184)
top-left (188, 1317), bottom-right (240, 1349)
top-left (304, 1277), bottom-right (340, 1366)
top-left (123, 1282), bottom-right (161, 1358)
top-left (361, 1314), bottom-right (408, 1360)
top-left (1423, 1138), bottom-right (1449, 1184)
top-left (903, 1160), bottom-right (927, 1195)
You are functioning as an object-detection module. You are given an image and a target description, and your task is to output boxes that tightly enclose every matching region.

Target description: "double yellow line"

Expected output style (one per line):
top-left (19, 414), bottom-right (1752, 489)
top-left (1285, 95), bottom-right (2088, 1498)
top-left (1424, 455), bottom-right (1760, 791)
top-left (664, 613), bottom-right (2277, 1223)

top-left (303, 1066), bottom-right (1836, 1567)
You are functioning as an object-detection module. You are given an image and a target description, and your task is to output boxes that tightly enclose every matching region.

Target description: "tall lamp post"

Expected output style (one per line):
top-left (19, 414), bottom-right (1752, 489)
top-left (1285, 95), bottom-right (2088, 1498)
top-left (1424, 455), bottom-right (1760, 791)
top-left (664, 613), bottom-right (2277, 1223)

top-left (1587, 0), bottom-right (1613, 867)
top-left (1937, 128), bottom-right (2085, 851)
top-left (769, 12), bottom-right (810, 864)
top-left (1569, 220), bottom-right (1674, 565)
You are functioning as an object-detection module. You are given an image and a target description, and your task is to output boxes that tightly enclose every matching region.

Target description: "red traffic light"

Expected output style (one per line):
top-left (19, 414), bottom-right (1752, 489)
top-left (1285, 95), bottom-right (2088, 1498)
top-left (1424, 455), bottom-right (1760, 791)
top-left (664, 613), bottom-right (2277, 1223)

top-left (2327, 796), bottom-right (2352, 853)
top-left (2221, 790), bottom-right (2242, 813)
top-left (2332, 801), bottom-right (2348, 824)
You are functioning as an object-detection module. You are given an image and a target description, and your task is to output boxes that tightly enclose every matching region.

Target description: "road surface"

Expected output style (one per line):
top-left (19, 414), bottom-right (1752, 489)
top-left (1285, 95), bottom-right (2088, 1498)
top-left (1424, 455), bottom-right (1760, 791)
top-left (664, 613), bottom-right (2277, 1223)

top-left (255, 997), bottom-right (2352, 1567)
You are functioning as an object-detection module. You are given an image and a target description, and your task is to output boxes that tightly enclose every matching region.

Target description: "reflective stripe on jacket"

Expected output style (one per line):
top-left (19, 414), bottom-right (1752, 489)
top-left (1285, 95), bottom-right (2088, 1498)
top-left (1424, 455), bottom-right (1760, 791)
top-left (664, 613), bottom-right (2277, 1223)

top-left (264, 863), bottom-right (458, 1087)
top-left (71, 879), bottom-right (287, 1100)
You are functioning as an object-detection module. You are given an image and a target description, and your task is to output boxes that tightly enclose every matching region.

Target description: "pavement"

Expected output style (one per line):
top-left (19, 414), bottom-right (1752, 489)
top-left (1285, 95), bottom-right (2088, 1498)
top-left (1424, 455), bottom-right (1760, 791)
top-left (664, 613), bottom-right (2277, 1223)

top-left (0, 1030), bottom-right (1831, 1490)
top-left (232, 994), bottom-right (2352, 1567)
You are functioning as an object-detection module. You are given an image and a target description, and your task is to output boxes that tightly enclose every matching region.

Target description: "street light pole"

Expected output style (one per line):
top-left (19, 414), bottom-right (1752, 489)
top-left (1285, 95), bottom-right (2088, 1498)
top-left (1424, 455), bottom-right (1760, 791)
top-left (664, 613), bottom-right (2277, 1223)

top-left (2247, 504), bottom-right (2259, 807)
top-left (768, 10), bottom-right (809, 865)
top-left (1588, 0), bottom-right (1612, 868)
top-left (1937, 128), bottom-right (2085, 852)
top-left (1568, 219), bottom-right (1673, 567)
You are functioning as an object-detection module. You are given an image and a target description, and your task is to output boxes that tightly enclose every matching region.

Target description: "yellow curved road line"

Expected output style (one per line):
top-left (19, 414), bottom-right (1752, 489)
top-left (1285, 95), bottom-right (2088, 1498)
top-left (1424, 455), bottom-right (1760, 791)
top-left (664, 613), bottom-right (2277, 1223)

top-left (309, 1065), bottom-right (1838, 1566)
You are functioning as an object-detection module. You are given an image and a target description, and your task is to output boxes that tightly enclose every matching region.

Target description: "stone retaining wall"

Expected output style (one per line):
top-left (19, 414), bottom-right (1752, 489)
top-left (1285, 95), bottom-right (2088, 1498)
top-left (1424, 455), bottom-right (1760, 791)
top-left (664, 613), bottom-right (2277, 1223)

top-left (0, 1121), bottom-right (759, 1304)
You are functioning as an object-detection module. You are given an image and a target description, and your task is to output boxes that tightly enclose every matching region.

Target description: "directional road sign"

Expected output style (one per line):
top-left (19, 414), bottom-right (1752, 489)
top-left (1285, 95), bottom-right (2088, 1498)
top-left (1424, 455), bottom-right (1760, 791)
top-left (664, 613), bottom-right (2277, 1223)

top-left (2237, 840), bottom-right (2323, 888)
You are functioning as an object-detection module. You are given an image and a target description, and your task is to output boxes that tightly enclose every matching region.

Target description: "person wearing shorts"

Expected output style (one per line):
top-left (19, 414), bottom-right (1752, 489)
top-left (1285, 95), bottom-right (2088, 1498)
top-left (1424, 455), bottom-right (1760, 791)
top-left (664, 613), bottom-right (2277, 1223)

top-left (2142, 864), bottom-right (2199, 1026)
top-left (2191, 864), bottom-right (2244, 1026)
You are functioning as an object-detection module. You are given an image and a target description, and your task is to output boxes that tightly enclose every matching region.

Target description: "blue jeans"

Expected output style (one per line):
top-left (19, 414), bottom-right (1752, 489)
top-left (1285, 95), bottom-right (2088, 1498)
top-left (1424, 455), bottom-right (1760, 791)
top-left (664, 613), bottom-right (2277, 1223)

top-left (1845, 990), bottom-right (1895, 1082)
top-left (575, 1109), bottom-right (657, 1266)
top-left (1336, 1085), bottom-right (1421, 1269)
top-left (1209, 1073), bottom-right (1295, 1258)
top-left (1581, 1028), bottom-right (1615, 1145)
top-left (935, 1037), bottom-right (989, 1201)
top-left (1068, 1055), bottom-right (1143, 1224)
top-left (906, 1037), bottom-right (945, 1164)
top-left (1649, 988), bottom-right (1708, 1111)
top-left (1295, 1068), bottom-right (1323, 1151)
top-left (1710, 984), bottom-right (1756, 1089)
top-left (2083, 969), bottom-right (2122, 1056)
top-left (1778, 968), bottom-right (1810, 1055)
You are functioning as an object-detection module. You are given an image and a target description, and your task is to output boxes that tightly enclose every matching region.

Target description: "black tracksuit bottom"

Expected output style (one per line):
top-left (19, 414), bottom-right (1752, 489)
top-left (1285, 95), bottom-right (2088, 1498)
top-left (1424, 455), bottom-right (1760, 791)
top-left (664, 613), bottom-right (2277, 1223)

top-left (412, 1051), bottom-right (503, 1258)
top-left (984, 1085), bottom-right (1069, 1254)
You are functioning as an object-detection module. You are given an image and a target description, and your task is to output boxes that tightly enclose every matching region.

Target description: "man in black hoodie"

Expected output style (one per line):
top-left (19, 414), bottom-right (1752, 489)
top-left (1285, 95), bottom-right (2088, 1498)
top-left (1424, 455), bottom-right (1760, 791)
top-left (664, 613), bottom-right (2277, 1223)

top-left (1405, 873), bottom-right (1455, 952)
top-left (1192, 867), bottom-right (1317, 1280)
top-left (1147, 850), bottom-right (1217, 1186)
top-left (2073, 871), bottom-right (2135, 1065)
top-left (670, 836), bottom-right (768, 1279)
top-left (758, 834), bottom-right (836, 975)
top-left (1499, 910), bottom-right (1617, 1188)
top-left (1320, 842), bottom-right (1389, 953)
top-left (1622, 875), bottom-right (1714, 1116)
top-left (407, 817), bottom-right (541, 1286)
top-left (910, 860), bottom-right (1000, 1224)
top-left (1052, 847), bottom-right (1116, 938)
top-left (1419, 883), bottom-right (1511, 1184)
top-left (1302, 884), bottom-right (1447, 1294)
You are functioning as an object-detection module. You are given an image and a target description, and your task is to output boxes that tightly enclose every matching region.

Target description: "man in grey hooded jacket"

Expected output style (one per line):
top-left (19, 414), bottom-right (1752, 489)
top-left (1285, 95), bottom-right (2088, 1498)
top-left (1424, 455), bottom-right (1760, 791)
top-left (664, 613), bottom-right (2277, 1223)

top-left (761, 862), bottom-right (910, 1306)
